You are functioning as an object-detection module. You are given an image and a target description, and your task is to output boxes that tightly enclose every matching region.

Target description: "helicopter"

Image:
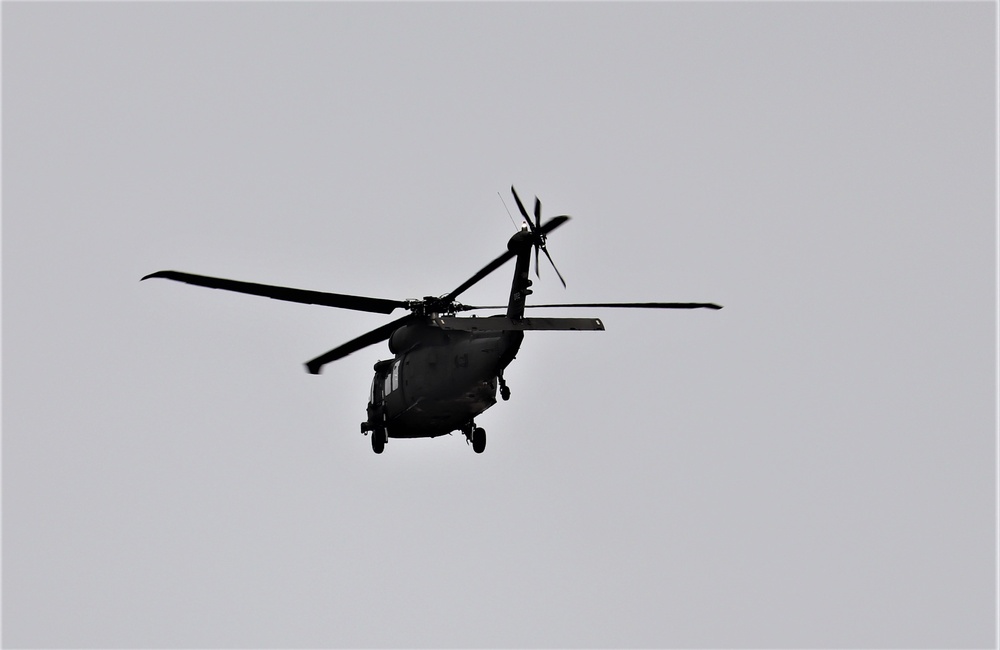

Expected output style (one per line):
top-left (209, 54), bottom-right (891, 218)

top-left (142, 187), bottom-right (721, 454)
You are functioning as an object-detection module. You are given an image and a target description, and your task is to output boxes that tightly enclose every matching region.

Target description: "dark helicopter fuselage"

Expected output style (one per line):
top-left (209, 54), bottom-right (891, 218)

top-left (368, 327), bottom-right (510, 438)
top-left (365, 230), bottom-right (532, 439)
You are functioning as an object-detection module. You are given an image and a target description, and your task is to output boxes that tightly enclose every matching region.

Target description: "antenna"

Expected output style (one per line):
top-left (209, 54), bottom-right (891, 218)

top-left (497, 191), bottom-right (519, 231)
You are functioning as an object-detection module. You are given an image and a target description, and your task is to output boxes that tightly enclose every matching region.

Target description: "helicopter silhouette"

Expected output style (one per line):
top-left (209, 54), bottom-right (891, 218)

top-left (142, 187), bottom-right (721, 454)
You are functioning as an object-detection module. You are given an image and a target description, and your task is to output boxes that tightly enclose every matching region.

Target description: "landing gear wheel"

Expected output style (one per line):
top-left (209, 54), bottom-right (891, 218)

top-left (472, 427), bottom-right (486, 454)
top-left (372, 428), bottom-right (386, 454)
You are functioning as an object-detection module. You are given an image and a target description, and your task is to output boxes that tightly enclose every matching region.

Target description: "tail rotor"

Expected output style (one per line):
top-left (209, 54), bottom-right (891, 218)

top-left (511, 185), bottom-right (568, 288)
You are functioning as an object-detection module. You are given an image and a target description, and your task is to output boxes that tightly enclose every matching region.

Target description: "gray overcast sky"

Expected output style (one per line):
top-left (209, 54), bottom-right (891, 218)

top-left (3, 2), bottom-right (996, 648)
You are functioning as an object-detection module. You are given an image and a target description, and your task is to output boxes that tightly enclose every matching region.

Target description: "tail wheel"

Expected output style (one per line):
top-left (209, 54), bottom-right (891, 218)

top-left (472, 427), bottom-right (486, 454)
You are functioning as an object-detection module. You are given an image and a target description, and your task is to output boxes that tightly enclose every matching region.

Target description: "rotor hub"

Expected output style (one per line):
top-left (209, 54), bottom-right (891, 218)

top-left (406, 296), bottom-right (464, 316)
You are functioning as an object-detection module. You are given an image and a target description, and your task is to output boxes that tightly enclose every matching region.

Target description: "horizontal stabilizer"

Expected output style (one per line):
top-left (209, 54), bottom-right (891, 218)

top-left (432, 316), bottom-right (604, 332)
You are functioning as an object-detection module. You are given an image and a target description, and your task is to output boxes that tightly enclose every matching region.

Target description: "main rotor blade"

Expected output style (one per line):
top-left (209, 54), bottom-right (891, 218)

top-left (141, 270), bottom-right (406, 315)
top-left (442, 215), bottom-right (571, 302)
top-left (305, 314), bottom-right (415, 374)
top-left (459, 301), bottom-right (723, 311)
top-left (442, 249), bottom-right (516, 302)
top-left (525, 301), bottom-right (722, 309)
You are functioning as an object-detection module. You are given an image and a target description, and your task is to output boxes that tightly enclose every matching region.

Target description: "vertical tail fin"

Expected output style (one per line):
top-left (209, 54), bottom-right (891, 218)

top-left (505, 229), bottom-right (534, 320)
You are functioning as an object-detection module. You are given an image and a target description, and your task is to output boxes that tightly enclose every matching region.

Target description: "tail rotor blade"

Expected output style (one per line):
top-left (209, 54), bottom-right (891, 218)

top-left (511, 187), bottom-right (569, 287)
top-left (441, 214), bottom-right (570, 303)
top-left (541, 246), bottom-right (567, 288)
top-left (533, 196), bottom-right (543, 279)
top-left (511, 186), bottom-right (531, 225)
